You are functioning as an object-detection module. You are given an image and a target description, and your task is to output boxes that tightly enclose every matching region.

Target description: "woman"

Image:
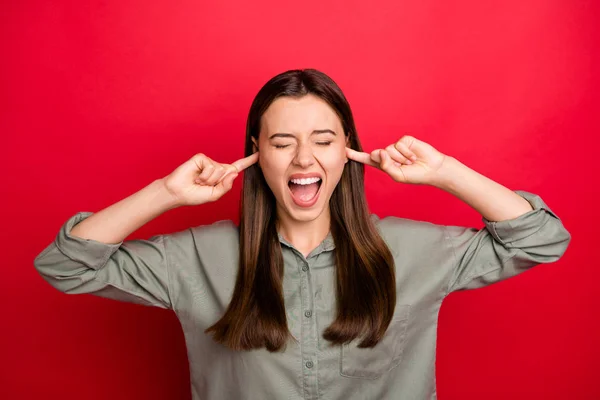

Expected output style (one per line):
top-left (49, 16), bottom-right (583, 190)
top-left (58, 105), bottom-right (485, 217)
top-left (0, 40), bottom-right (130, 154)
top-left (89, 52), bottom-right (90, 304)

top-left (34, 69), bottom-right (571, 400)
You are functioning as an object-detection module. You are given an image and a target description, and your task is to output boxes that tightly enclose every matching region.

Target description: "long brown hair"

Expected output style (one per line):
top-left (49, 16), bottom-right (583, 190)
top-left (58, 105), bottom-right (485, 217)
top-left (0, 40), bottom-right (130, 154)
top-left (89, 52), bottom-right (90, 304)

top-left (205, 69), bottom-right (396, 352)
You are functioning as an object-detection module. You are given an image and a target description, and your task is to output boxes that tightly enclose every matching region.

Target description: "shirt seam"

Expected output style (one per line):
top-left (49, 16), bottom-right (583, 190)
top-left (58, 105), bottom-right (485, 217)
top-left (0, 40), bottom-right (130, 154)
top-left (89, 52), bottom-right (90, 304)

top-left (486, 221), bottom-right (506, 246)
top-left (495, 216), bottom-right (551, 249)
top-left (88, 236), bottom-right (172, 309)
top-left (444, 214), bottom-right (550, 295)
top-left (458, 252), bottom-right (519, 290)
top-left (91, 271), bottom-right (159, 307)
top-left (162, 234), bottom-right (175, 310)
top-left (443, 226), bottom-right (459, 297)
top-left (444, 232), bottom-right (527, 293)
top-left (299, 256), bottom-right (308, 400)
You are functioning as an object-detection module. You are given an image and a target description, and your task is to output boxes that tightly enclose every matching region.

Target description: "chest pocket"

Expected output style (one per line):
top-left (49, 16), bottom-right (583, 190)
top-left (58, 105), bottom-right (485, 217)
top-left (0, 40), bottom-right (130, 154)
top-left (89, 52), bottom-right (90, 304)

top-left (340, 304), bottom-right (411, 379)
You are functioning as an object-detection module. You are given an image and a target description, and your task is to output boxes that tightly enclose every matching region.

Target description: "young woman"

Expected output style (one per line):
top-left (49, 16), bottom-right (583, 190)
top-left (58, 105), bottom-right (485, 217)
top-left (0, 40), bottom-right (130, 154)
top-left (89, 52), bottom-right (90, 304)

top-left (34, 69), bottom-right (571, 400)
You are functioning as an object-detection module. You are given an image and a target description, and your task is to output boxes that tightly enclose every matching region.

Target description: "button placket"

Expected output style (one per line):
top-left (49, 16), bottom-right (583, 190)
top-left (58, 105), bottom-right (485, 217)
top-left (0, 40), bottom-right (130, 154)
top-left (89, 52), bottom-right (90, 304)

top-left (298, 255), bottom-right (318, 397)
top-left (279, 236), bottom-right (329, 398)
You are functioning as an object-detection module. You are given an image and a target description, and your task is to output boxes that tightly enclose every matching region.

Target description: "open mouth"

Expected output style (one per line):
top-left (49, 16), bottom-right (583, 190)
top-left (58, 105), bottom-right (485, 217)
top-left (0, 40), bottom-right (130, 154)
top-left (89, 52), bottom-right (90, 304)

top-left (287, 177), bottom-right (323, 206)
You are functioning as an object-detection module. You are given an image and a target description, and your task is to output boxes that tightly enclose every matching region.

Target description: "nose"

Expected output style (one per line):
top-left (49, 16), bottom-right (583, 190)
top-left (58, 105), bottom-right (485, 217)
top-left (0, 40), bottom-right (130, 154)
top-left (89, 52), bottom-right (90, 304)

top-left (292, 142), bottom-right (316, 168)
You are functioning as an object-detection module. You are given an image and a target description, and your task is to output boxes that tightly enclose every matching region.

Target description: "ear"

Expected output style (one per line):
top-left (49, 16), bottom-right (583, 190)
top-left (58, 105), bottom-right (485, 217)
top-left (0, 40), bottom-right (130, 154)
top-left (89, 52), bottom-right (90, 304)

top-left (251, 137), bottom-right (261, 169)
top-left (345, 136), bottom-right (350, 164)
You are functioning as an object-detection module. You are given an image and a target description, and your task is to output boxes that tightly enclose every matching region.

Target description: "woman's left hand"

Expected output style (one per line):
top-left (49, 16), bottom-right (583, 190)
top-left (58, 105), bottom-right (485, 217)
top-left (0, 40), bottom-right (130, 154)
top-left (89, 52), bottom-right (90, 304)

top-left (345, 135), bottom-right (447, 185)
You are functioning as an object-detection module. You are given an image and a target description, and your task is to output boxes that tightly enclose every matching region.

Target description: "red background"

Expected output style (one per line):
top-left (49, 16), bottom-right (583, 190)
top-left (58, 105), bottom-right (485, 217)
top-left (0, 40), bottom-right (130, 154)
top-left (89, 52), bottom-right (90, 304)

top-left (2, 1), bottom-right (598, 399)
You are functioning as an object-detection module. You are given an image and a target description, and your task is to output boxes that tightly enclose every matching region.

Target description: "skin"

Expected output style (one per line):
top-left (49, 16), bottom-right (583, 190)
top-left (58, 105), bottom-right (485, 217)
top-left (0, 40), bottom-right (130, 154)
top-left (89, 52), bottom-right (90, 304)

top-left (252, 94), bottom-right (350, 256)
top-left (250, 95), bottom-right (534, 257)
top-left (70, 87), bottom-right (532, 257)
top-left (346, 136), bottom-right (534, 221)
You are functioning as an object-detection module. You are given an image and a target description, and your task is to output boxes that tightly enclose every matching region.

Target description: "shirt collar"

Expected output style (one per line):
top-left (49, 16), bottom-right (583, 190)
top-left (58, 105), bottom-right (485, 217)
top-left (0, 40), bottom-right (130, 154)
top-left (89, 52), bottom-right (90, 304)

top-left (276, 214), bottom-right (381, 254)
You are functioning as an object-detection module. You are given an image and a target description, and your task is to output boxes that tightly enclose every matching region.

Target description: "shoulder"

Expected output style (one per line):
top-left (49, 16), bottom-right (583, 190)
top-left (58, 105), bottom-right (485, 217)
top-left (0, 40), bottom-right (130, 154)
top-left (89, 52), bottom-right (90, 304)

top-left (370, 213), bottom-right (448, 255)
top-left (190, 219), bottom-right (239, 238)
top-left (162, 219), bottom-right (239, 254)
top-left (189, 219), bottom-right (239, 248)
top-left (371, 213), bottom-right (447, 236)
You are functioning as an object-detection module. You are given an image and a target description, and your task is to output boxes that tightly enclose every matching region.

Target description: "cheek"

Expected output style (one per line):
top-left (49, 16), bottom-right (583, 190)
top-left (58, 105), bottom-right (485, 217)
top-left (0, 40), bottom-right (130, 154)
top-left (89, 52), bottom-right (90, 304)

top-left (315, 147), bottom-right (346, 175)
top-left (259, 152), bottom-right (288, 187)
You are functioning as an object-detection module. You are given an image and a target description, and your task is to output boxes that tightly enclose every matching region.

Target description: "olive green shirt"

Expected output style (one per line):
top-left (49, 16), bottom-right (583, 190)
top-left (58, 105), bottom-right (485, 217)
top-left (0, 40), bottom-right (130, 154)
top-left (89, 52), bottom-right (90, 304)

top-left (33, 190), bottom-right (571, 400)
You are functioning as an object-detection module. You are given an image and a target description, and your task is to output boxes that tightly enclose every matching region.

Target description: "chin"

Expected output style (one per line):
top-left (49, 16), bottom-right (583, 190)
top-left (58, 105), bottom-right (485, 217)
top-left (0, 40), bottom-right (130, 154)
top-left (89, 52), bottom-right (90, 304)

top-left (287, 206), bottom-right (326, 222)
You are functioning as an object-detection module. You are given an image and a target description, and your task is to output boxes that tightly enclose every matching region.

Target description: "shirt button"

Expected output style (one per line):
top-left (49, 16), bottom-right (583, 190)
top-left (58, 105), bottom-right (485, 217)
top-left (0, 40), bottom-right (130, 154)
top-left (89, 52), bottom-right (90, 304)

top-left (304, 310), bottom-right (312, 318)
top-left (301, 265), bottom-right (309, 272)
top-left (305, 360), bottom-right (313, 369)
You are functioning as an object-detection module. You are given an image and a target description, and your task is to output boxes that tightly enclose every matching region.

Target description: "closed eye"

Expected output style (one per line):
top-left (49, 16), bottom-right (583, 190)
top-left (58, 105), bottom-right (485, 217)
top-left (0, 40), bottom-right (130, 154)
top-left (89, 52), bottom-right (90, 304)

top-left (273, 142), bottom-right (332, 149)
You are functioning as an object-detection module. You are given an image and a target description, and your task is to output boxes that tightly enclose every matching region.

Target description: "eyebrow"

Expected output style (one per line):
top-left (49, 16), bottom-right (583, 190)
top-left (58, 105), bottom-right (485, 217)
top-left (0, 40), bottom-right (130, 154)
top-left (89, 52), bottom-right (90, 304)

top-left (268, 129), bottom-right (337, 140)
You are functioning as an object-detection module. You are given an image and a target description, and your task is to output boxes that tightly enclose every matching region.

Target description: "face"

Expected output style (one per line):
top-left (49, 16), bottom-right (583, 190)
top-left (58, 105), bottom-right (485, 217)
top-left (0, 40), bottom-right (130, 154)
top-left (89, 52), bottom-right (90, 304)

top-left (253, 94), bottom-right (349, 226)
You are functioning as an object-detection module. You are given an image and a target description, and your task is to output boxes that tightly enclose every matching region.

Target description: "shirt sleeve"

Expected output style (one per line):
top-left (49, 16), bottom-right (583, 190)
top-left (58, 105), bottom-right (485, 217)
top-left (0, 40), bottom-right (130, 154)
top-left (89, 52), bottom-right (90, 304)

top-left (33, 211), bottom-right (188, 309)
top-left (444, 190), bottom-right (571, 295)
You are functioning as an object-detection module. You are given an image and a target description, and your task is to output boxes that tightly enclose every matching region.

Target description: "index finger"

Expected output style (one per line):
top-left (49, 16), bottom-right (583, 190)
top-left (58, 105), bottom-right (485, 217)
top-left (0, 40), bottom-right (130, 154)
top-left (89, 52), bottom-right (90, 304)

top-left (346, 147), bottom-right (379, 168)
top-left (231, 151), bottom-right (259, 172)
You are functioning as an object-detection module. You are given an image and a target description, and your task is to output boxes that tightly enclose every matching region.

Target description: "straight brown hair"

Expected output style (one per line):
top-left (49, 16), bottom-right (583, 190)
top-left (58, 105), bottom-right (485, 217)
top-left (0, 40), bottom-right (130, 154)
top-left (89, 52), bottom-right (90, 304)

top-left (205, 69), bottom-right (396, 352)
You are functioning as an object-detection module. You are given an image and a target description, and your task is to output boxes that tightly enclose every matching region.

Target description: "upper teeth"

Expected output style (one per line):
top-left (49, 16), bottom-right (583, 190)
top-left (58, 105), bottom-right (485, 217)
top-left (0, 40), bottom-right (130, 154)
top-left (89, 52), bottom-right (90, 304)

top-left (290, 177), bottom-right (321, 185)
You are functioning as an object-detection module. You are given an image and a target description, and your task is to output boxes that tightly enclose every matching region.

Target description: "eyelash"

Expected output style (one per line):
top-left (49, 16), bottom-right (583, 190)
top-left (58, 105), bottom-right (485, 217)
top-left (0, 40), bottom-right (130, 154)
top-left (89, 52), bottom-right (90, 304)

top-left (274, 142), bottom-right (332, 149)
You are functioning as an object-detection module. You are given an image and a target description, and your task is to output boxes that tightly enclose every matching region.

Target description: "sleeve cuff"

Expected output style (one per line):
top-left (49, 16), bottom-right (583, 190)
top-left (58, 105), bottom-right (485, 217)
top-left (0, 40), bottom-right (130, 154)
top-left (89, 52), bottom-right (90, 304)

top-left (482, 190), bottom-right (561, 246)
top-left (54, 212), bottom-right (124, 270)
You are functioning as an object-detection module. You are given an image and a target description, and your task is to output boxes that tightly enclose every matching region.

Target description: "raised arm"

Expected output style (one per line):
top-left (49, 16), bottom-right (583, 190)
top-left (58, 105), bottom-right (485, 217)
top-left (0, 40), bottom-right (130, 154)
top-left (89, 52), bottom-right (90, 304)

top-left (347, 136), bottom-right (571, 295)
top-left (33, 152), bottom-right (258, 309)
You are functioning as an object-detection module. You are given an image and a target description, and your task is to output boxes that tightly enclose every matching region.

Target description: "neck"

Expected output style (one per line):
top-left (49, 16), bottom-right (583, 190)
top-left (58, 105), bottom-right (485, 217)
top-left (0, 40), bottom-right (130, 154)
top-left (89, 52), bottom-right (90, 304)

top-left (276, 205), bottom-right (331, 256)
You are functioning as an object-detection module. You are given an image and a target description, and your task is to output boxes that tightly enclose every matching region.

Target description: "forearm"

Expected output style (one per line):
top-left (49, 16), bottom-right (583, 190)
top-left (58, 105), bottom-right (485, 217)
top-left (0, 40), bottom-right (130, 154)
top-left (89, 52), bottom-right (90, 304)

top-left (70, 178), bottom-right (180, 244)
top-left (430, 156), bottom-right (533, 222)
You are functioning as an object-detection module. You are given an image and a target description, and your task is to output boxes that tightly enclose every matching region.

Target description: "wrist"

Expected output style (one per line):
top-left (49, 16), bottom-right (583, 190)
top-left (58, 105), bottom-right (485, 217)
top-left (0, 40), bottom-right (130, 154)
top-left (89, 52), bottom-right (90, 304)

top-left (428, 156), bottom-right (463, 191)
top-left (153, 178), bottom-right (183, 211)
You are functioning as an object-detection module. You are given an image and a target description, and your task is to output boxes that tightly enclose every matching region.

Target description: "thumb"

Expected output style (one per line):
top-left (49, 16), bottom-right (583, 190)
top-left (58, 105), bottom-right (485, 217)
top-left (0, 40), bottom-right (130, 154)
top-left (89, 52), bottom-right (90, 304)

top-left (379, 150), bottom-right (407, 183)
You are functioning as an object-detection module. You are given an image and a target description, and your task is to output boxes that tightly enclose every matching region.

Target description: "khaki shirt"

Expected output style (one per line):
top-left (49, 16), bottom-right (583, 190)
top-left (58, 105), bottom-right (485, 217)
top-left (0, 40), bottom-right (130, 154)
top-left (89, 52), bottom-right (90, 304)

top-left (33, 190), bottom-right (571, 400)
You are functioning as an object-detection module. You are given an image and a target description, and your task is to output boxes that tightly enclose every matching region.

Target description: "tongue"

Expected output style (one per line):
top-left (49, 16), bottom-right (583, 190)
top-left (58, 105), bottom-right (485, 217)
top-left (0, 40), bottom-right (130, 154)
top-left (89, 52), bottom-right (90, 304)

top-left (289, 182), bottom-right (319, 202)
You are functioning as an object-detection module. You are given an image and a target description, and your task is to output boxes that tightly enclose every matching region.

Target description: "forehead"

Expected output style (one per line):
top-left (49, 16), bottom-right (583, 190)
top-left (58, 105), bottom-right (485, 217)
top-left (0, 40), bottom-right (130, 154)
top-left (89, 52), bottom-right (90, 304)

top-left (260, 94), bottom-right (342, 136)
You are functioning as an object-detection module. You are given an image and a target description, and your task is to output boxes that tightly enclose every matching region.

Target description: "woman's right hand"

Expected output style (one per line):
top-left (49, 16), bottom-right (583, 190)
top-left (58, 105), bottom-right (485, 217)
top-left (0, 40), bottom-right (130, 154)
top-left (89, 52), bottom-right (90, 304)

top-left (162, 152), bottom-right (259, 207)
